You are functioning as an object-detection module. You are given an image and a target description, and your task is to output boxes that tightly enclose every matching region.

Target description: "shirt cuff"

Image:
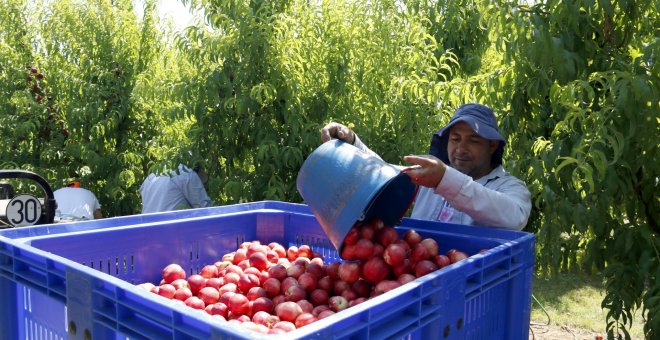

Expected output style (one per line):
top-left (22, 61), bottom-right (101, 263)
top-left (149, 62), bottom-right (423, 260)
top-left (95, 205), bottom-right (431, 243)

top-left (434, 166), bottom-right (467, 198)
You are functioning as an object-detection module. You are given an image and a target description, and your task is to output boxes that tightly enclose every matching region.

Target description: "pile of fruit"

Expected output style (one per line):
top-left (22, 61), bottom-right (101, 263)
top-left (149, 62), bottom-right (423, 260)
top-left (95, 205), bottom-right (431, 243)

top-left (136, 217), bottom-right (472, 335)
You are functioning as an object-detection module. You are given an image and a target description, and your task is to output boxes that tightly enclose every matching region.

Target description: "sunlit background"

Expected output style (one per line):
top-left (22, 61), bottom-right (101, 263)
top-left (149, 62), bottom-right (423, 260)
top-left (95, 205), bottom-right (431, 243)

top-left (134, 0), bottom-right (196, 31)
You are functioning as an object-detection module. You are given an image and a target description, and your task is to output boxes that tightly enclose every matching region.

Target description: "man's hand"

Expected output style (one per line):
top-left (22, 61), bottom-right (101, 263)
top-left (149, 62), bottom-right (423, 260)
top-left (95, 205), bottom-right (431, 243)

top-left (320, 122), bottom-right (356, 144)
top-left (402, 155), bottom-right (448, 188)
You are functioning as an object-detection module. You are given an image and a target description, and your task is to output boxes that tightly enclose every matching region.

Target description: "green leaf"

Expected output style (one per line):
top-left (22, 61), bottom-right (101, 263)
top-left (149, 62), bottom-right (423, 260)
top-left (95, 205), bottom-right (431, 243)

top-left (628, 46), bottom-right (643, 61)
top-left (603, 127), bottom-right (624, 165)
top-left (624, 232), bottom-right (634, 253)
top-left (555, 157), bottom-right (578, 174)
top-left (589, 148), bottom-right (608, 179)
top-left (599, 0), bottom-right (614, 16)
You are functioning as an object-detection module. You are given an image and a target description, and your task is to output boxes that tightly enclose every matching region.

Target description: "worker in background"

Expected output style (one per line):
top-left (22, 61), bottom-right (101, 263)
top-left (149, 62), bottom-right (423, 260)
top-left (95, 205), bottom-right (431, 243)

top-left (53, 181), bottom-right (103, 221)
top-left (139, 164), bottom-right (214, 213)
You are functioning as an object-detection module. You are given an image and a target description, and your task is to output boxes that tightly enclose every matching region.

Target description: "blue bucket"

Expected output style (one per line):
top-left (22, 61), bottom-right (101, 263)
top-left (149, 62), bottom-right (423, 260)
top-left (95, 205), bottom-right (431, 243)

top-left (296, 140), bottom-right (418, 252)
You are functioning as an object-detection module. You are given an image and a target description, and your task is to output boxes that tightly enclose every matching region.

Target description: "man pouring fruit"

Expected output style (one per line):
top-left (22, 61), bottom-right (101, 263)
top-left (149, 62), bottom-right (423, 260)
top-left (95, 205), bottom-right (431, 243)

top-left (321, 103), bottom-right (532, 231)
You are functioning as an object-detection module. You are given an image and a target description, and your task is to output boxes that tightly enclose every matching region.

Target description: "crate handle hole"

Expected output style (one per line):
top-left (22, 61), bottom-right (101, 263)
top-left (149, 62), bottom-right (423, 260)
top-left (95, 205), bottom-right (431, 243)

top-left (444, 324), bottom-right (450, 338)
top-left (457, 317), bottom-right (464, 330)
top-left (68, 321), bottom-right (77, 336)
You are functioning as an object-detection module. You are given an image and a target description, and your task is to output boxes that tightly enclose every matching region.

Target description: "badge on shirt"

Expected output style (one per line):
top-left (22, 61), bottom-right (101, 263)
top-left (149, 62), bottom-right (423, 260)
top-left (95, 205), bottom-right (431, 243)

top-left (437, 202), bottom-right (455, 222)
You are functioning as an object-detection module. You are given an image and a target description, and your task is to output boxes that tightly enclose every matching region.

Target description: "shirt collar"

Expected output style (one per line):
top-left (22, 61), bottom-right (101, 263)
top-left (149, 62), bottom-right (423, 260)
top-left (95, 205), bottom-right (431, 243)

top-left (477, 165), bottom-right (505, 184)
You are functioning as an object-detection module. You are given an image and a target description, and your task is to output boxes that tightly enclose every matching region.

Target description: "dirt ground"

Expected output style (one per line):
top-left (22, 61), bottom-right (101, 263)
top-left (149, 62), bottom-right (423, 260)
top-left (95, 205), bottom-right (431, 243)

top-left (529, 322), bottom-right (603, 340)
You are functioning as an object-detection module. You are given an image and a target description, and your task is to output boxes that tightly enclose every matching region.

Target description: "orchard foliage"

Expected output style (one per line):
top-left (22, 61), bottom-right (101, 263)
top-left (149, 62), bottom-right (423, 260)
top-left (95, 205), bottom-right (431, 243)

top-left (483, 2), bottom-right (658, 338)
top-left (176, 0), bottom-right (458, 203)
top-left (0, 0), bottom-right (195, 216)
top-left (0, 0), bottom-right (658, 338)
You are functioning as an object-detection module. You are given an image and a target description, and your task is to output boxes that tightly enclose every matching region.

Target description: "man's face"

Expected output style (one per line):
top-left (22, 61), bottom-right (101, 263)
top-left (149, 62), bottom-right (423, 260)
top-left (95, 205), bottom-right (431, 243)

top-left (447, 122), bottom-right (499, 179)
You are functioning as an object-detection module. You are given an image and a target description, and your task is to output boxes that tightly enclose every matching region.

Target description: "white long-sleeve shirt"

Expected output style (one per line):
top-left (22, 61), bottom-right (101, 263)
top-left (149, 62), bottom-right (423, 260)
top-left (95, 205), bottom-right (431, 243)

top-left (352, 136), bottom-right (531, 230)
top-left (140, 164), bottom-right (214, 214)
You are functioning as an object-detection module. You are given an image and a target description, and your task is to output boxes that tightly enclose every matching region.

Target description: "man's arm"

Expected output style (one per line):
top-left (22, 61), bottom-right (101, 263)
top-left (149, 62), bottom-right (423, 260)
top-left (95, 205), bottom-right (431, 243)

top-left (402, 155), bottom-right (531, 230)
top-left (180, 172), bottom-right (214, 208)
top-left (320, 122), bottom-right (381, 159)
top-left (435, 167), bottom-right (532, 230)
top-left (90, 192), bottom-right (103, 219)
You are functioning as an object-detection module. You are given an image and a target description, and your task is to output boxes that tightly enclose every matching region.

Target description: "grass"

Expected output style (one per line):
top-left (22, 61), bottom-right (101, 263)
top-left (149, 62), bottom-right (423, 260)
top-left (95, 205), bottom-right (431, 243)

top-left (530, 272), bottom-right (646, 339)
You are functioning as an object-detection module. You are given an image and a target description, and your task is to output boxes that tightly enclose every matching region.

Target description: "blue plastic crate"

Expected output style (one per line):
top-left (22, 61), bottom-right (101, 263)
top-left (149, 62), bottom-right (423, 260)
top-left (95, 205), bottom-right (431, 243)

top-left (0, 201), bottom-right (535, 339)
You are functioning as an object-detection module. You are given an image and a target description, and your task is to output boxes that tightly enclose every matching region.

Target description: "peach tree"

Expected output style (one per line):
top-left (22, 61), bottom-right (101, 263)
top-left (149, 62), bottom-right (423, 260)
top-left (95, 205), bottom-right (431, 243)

top-left (175, 0), bottom-right (485, 203)
top-left (0, 0), bottom-right (195, 216)
top-left (482, 1), bottom-right (658, 338)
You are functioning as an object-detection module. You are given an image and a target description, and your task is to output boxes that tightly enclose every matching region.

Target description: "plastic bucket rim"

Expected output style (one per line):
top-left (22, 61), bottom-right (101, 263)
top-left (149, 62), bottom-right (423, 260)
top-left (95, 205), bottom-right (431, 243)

top-left (336, 172), bottom-right (418, 254)
top-left (296, 139), bottom-right (418, 252)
